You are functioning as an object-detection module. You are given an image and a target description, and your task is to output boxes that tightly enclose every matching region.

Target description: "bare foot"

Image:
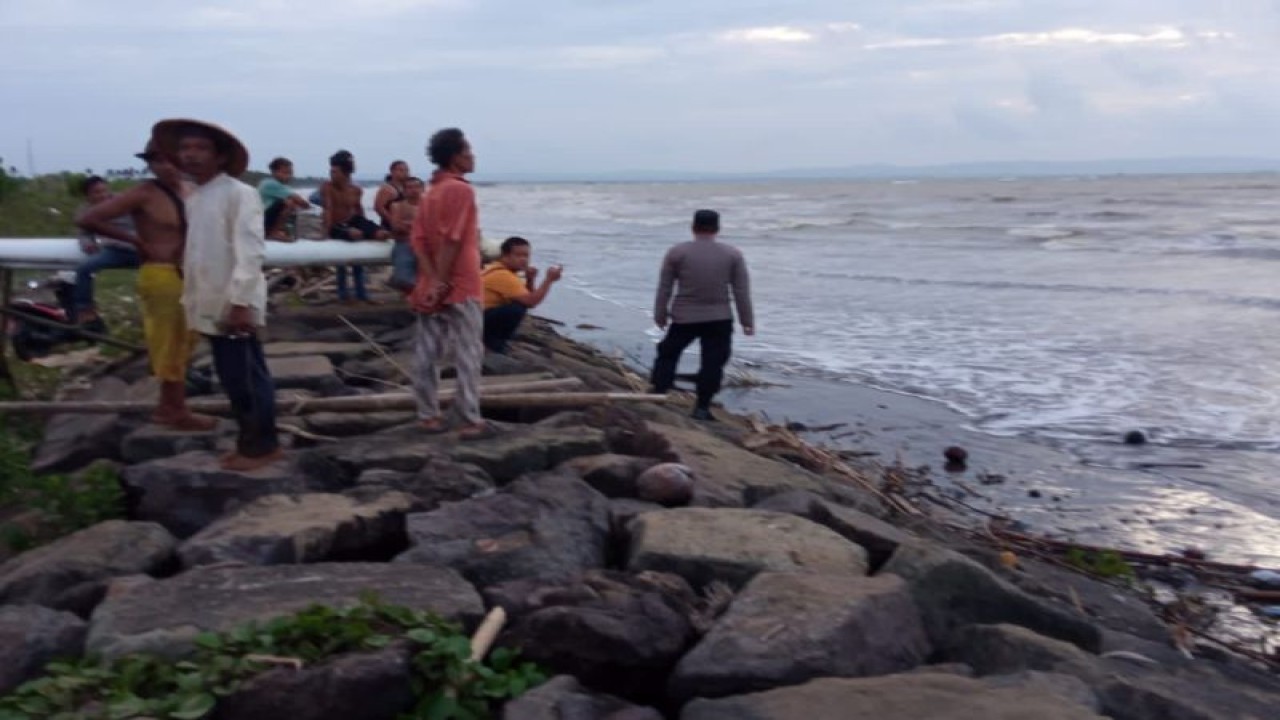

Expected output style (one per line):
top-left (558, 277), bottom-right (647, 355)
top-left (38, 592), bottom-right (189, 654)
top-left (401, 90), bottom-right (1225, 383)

top-left (420, 418), bottom-right (448, 435)
top-left (220, 447), bottom-right (285, 472)
top-left (458, 422), bottom-right (497, 441)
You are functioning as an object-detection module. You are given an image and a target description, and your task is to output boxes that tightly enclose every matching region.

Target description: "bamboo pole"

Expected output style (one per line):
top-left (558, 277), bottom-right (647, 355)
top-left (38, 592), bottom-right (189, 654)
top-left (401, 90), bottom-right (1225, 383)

top-left (0, 269), bottom-right (13, 391)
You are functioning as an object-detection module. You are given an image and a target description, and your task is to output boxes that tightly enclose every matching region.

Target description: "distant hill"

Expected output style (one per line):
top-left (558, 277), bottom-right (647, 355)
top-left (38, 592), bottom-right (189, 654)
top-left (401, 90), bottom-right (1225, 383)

top-left (475, 157), bottom-right (1280, 183)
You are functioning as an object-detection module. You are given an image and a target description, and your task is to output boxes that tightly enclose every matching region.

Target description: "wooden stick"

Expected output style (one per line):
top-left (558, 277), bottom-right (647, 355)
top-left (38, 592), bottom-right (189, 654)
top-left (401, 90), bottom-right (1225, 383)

top-left (0, 269), bottom-right (13, 392)
top-left (991, 526), bottom-right (1273, 576)
top-left (0, 377), bottom-right (584, 415)
top-left (0, 305), bottom-right (145, 353)
top-left (336, 313), bottom-right (410, 381)
top-left (469, 607), bottom-right (507, 662)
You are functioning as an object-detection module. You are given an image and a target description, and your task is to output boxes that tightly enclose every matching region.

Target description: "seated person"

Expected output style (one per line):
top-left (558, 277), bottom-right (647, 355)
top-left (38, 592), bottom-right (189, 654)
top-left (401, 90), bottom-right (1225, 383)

top-left (258, 156), bottom-right (310, 240)
top-left (481, 236), bottom-right (562, 353)
top-left (388, 176), bottom-right (424, 292)
top-left (320, 150), bottom-right (389, 303)
top-left (72, 176), bottom-right (140, 325)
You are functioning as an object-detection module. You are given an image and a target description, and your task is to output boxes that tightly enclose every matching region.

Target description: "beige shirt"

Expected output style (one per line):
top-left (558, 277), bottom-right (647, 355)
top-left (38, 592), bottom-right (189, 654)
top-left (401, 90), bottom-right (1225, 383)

top-left (181, 173), bottom-right (268, 335)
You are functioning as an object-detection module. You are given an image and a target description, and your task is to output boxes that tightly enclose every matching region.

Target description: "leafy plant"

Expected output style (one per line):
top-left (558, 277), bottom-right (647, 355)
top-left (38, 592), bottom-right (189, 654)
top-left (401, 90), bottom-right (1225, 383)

top-left (0, 596), bottom-right (545, 720)
top-left (1065, 548), bottom-right (1135, 579)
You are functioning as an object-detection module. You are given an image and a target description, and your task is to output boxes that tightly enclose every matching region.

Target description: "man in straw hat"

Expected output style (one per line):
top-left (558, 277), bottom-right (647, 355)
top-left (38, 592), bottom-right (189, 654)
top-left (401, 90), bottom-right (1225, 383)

top-left (77, 139), bottom-right (217, 432)
top-left (152, 118), bottom-right (282, 471)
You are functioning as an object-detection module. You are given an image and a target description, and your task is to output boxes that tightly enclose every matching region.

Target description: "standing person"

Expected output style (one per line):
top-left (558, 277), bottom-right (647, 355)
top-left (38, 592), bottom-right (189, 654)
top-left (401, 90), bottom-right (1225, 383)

top-left (152, 117), bottom-right (282, 471)
top-left (72, 176), bottom-right (140, 325)
top-left (76, 141), bottom-right (216, 431)
top-left (650, 209), bottom-right (754, 421)
top-left (388, 176), bottom-right (424, 292)
top-left (320, 150), bottom-right (388, 303)
top-left (481, 236), bottom-right (562, 353)
top-left (374, 160), bottom-right (409, 231)
top-left (258, 157), bottom-right (310, 240)
top-left (408, 127), bottom-right (489, 439)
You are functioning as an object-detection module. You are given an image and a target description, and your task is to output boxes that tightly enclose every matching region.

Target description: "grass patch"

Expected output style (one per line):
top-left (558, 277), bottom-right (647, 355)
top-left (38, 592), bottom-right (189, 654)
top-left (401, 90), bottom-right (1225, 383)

top-left (0, 596), bottom-right (544, 720)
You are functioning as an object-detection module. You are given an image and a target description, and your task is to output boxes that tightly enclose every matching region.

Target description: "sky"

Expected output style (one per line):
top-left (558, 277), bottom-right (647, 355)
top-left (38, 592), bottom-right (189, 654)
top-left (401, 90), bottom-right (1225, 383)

top-left (3, 0), bottom-right (1279, 177)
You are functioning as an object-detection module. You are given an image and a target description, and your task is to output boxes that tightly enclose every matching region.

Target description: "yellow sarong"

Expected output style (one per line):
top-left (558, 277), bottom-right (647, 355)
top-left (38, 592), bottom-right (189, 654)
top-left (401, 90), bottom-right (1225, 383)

top-left (137, 264), bottom-right (198, 382)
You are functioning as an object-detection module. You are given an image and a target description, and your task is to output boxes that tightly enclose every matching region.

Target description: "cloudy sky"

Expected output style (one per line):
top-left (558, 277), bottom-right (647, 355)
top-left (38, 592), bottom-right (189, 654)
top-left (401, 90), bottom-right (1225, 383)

top-left (3, 0), bottom-right (1278, 177)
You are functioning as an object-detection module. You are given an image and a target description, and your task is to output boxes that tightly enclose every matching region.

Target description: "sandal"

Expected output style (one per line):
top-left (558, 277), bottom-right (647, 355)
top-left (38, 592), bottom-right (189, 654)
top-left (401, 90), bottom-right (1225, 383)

top-left (420, 418), bottom-right (450, 435)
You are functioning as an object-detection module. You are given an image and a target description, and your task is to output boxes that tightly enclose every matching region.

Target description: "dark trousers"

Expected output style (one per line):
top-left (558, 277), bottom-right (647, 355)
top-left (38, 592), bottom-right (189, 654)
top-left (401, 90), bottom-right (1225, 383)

top-left (207, 334), bottom-right (279, 458)
top-left (650, 319), bottom-right (733, 409)
top-left (336, 266), bottom-right (368, 301)
top-left (483, 302), bottom-right (528, 354)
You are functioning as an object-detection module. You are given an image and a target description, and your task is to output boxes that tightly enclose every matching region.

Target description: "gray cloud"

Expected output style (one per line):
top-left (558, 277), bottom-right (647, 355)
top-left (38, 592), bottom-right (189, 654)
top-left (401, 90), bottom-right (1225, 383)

top-left (2, 0), bottom-right (1278, 175)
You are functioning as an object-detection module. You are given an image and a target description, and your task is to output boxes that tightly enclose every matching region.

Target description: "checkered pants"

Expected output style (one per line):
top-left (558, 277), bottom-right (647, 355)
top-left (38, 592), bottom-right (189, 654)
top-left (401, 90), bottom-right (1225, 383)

top-left (412, 299), bottom-right (483, 425)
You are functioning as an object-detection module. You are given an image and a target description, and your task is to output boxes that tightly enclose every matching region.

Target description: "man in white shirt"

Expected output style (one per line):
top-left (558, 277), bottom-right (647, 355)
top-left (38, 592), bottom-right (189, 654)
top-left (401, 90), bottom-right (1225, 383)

top-left (153, 118), bottom-right (282, 471)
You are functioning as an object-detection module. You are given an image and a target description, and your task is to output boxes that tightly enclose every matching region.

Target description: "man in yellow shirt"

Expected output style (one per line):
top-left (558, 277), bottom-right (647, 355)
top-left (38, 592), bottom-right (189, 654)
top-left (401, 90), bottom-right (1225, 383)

top-left (481, 236), bottom-right (562, 353)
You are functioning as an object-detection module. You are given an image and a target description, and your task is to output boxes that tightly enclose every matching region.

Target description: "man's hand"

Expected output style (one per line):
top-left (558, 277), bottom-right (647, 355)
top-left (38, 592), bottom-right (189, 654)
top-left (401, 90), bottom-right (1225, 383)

top-left (743, 325), bottom-right (755, 336)
top-left (656, 317), bottom-right (668, 330)
top-left (525, 266), bottom-right (539, 284)
top-left (224, 305), bottom-right (256, 336)
top-left (545, 265), bottom-right (563, 282)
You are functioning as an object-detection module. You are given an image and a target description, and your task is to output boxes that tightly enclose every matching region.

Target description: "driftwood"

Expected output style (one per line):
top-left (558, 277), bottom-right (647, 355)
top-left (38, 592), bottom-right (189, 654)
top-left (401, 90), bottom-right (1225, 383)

top-left (468, 607), bottom-right (507, 662)
top-left (0, 377), bottom-right (582, 415)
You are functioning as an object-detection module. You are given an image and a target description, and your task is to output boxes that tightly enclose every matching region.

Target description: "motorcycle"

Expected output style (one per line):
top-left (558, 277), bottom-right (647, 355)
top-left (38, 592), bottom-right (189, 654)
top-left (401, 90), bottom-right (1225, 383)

top-left (5, 272), bottom-right (109, 361)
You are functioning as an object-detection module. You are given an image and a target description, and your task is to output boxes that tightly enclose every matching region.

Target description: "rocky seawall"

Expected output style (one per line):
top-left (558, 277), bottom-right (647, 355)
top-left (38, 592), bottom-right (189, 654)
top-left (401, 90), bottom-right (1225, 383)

top-left (2, 304), bottom-right (1278, 719)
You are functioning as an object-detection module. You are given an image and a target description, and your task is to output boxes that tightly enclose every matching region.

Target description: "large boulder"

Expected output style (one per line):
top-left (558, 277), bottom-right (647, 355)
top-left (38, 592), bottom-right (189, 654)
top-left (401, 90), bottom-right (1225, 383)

top-left (354, 458), bottom-right (495, 509)
top-left (669, 573), bottom-right (930, 701)
top-left (263, 355), bottom-right (338, 391)
top-left (0, 605), bottom-right (87, 693)
top-left (944, 624), bottom-right (1102, 682)
top-left (296, 435), bottom-right (449, 484)
top-left (31, 376), bottom-right (133, 474)
top-left (751, 490), bottom-right (913, 569)
top-left (556, 453), bottom-right (660, 498)
top-left (86, 563), bottom-right (482, 659)
top-left (645, 425), bottom-right (835, 507)
top-left (451, 427), bottom-right (609, 483)
top-left (120, 422), bottom-right (224, 464)
top-left (177, 491), bottom-right (419, 567)
top-left (486, 570), bottom-right (701, 704)
top-left (680, 672), bottom-right (1107, 720)
top-left (0, 520), bottom-right (176, 615)
top-left (122, 451), bottom-right (317, 538)
top-left (395, 473), bottom-right (610, 589)
top-left (502, 675), bottom-right (662, 720)
top-left (626, 508), bottom-right (869, 589)
top-left (881, 541), bottom-right (1102, 653)
top-left (213, 646), bottom-right (415, 720)
top-left (303, 411), bottom-right (417, 437)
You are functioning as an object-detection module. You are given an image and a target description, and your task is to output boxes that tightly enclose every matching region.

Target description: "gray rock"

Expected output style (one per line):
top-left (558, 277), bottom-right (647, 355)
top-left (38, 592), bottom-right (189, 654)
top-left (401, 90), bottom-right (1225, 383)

top-left (751, 489), bottom-right (913, 569)
top-left (87, 563), bottom-right (482, 659)
top-left (303, 411), bottom-right (417, 437)
top-left (396, 473), bottom-right (610, 588)
top-left (31, 376), bottom-right (132, 474)
top-left (355, 458), bottom-right (495, 508)
top-left (945, 623), bottom-right (1102, 682)
top-left (635, 463), bottom-right (696, 506)
top-left (609, 498), bottom-right (664, 538)
top-left (0, 605), bottom-right (87, 693)
top-left (178, 491), bottom-right (419, 567)
top-left (556, 453), bottom-right (659, 498)
top-left (339, 350), bottom-right (414, 387)
top-left (263, 341), bottom-right (373, 363)
top-left (0, 520), bottom-right (176, 614)
top-left (122, 451), bottom-right (314, 538)
top-left (297, 436), bottom-right (446, 485)
top-left (626, 508), bottom-right (870, 589)
top-left (120, 422), bottom-right (223, 464)
top-left (669, 573), bottom-right (930, 701)
top-left (452, 427), bottom-right (609, 483)
top-left (213, 646), bottom-right (415, 720)
top-left (486, 570), bottom-right (700, 703)
top-left (644, 424), bottom-right (835, 507)
top-left (680, 672), bottom-right (1107, 720)
top-left (881, 540), bottom-right (1103, 653)
top-left (985, 671), bottom-right (1101, 713)
top-left (264, 355), bottom-right (337, 390)
top-left (502, 675), bottom-right (662, 720)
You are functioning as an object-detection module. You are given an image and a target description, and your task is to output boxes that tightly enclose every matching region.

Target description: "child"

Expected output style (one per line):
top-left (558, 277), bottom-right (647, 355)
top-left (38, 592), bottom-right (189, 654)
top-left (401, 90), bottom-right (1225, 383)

top-left (258, 157), bottom-right (310, 241)
top-left (389, 176), bottom-right (424, 292)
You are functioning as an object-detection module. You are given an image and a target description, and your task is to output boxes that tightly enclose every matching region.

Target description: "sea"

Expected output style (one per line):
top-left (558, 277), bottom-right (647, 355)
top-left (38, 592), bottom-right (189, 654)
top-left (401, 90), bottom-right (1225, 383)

top-left (462, 174), bottom-right (1280, 570)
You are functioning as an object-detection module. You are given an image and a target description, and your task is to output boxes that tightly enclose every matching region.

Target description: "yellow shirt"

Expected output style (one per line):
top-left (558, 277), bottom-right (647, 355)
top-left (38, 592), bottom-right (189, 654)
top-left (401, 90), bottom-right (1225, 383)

top-left (482, 262), bottom-right (527, 310)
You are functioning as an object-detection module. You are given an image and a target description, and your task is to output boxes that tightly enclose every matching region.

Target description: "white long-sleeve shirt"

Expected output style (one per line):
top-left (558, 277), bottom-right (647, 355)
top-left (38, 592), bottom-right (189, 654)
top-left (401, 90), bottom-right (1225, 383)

top-left (182, 173), bottom-right (268, 335)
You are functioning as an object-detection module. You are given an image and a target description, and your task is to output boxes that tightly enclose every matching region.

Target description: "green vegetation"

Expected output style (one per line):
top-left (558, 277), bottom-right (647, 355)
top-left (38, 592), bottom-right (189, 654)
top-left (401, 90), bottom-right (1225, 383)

top-left (1065, 547), bottom-right (1135, 580)
top-left (0, 435), bottom-right (124, 553)
top-left (0, 596), bottom-right (545, 720)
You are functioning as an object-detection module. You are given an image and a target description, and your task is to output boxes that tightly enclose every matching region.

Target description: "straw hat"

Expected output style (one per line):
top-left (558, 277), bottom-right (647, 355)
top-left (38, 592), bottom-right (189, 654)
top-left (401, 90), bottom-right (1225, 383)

top-left (150, 118), bottom-right (250, 177)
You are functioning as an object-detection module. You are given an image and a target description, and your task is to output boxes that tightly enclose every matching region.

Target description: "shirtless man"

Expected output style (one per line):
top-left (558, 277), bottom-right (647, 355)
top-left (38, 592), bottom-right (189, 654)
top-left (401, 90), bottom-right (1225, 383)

top-left (76, 140), bottom-right (217, 430)
top-left (320, 150), bottom-right (388, 302)
top-left (388, 176), bottom-right (424, 292)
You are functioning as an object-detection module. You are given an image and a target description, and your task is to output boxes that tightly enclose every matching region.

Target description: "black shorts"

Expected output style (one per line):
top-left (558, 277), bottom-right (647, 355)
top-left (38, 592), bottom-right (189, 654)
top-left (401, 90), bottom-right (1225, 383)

top-left (329, 215), bottom-right (381, 240)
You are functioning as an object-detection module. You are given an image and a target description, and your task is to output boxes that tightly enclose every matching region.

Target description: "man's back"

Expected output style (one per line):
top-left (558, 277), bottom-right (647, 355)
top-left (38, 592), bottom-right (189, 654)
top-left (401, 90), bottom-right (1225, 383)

top-left (656, 238), bottom-right (753, 327)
